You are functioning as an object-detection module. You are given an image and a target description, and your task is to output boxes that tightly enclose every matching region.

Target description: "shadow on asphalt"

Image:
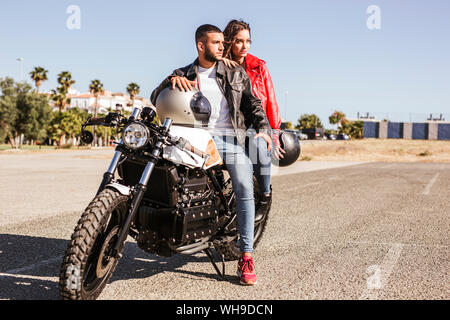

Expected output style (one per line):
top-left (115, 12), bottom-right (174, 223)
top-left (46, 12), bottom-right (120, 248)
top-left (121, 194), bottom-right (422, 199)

top-left (0, 233), bottom-right (229, 300)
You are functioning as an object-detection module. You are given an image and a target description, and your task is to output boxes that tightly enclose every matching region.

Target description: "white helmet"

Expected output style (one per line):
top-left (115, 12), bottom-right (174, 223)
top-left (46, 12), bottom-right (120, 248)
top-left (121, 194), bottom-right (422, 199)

top-left (155, 87), bottom-right (211, 127)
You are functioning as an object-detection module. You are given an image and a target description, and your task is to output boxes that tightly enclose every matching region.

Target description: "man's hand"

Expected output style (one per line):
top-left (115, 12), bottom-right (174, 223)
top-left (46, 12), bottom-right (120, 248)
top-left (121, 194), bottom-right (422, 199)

top-left (254, 132), bottom-right (272, 152)
top-left (170, 76), bottom-right (197, 92)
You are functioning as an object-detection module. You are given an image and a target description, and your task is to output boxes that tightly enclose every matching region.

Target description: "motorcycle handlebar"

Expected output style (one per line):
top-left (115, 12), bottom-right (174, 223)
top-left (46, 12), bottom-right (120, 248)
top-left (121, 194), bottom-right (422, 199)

top-left (87, 117), bottom-right (105, 125)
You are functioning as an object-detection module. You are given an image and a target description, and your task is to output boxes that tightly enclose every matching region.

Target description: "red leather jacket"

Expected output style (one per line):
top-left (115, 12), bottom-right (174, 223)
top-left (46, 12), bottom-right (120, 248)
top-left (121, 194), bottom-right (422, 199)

top-left (244, 53), bottom-right (281, 143)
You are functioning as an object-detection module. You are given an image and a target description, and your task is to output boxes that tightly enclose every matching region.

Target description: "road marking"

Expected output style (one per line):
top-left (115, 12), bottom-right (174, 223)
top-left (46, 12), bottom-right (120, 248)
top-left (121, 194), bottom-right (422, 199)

top-left (0, 272), bottom-right (57, 282)
top-left (0, 256), bottom-right (62, 276)
top-left (278, 181), bottom-right (322, 193)
top-left (422, 173), bottom-right (439, 195)
top-left (359, 243), bottom-right (404, 300)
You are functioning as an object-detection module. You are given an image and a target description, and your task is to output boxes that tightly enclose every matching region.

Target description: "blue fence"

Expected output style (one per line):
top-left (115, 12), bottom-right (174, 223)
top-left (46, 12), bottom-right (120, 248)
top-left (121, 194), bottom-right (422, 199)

top-left (438, 124), bottom-right (450, 140)
top-left (363, 122), bottom-right (379, 138)
top-left (412, 123), bottom-right (428, 140)
top-left (362, 121), bottom-right (450, 140)
top-left (388, 122), bottom-right (403, 139)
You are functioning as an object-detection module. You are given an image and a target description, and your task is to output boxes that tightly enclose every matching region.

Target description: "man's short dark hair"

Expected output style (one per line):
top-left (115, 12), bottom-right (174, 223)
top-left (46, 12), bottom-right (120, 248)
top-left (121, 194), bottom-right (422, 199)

top-left (195, 24), bottom-right (222, 42)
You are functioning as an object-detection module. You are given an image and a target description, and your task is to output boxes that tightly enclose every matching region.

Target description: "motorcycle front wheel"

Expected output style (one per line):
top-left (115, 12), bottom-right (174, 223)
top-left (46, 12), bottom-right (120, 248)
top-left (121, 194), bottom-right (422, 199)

top-left (59, 188), bottom-right (128, 300)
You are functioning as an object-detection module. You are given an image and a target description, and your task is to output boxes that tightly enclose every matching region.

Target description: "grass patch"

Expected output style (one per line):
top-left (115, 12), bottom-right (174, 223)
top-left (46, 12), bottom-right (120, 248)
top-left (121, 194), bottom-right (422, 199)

top-left (0, 144), bottom-right (56, 151)
top-left (299, 139), bottom-right (450, 162)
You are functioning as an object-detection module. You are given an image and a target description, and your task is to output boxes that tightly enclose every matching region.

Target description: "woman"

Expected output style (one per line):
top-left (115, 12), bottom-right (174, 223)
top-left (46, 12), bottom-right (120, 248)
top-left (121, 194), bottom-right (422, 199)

top-left (223, 20), bottom-right (284, 211)
top-left (222, 19), bottom-right (284, 285)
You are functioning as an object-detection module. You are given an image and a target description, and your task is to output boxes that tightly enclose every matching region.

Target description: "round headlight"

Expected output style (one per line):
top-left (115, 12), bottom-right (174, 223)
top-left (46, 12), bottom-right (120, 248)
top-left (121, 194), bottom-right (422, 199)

top-left (122, 122), bottom-right (149, 149)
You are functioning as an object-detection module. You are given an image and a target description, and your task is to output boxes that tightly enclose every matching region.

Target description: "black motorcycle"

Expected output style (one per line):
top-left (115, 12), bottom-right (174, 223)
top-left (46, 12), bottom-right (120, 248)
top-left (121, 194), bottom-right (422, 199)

top-left (58, 106), bottom-right (271, 300)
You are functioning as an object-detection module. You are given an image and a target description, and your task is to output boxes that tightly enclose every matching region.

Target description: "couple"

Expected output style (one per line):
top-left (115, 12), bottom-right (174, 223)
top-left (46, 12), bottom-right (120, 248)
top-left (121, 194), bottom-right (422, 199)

top-left (150, 20), bottom-right (283, 286)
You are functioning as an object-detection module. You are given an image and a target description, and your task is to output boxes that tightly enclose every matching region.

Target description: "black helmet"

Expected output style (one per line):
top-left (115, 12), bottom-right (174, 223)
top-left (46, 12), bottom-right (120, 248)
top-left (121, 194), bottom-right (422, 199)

top-left (272, 131), bottom-right (301, 167)
top-left (155, 87), bottom-right (211, 126)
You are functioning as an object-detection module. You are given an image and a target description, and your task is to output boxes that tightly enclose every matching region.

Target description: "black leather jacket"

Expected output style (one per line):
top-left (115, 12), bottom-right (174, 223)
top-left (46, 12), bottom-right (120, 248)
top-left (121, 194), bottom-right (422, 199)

top-left (150, 59), bottom-right (271, 147)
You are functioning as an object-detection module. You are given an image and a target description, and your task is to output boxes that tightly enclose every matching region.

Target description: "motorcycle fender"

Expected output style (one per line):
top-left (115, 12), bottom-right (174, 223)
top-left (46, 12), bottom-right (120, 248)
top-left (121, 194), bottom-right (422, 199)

top-left (105, 183), bottom-right (131, 196)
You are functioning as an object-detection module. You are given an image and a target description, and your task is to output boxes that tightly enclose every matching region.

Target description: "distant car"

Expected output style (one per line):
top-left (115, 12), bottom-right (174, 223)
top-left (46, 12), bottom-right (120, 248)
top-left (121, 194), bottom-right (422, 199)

top-left (325, 133), bottom-right (337, 140)
top-left (302, 128), bottom-right (325, 140)
top-left (282, 129), bottom-right (307, 140)
top-left (336, 133), bottom-right (349, 140)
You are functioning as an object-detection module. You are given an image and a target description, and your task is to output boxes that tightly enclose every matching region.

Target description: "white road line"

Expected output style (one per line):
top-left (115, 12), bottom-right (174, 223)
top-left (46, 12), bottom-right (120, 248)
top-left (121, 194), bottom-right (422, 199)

top-left (0, 256), bottom-right (62, 276)
top-left (291, 182), bottom-right (321, 192)
top-left (0, 272), bottom-right (57, 282)
top-left (359, 243), bottom-right (404, 300)
top-left (422, 173), bottom-right (440, 195)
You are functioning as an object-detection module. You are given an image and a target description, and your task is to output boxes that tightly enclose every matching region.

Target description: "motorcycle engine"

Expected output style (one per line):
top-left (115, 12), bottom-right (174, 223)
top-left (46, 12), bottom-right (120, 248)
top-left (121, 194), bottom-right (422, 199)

top-left (126, 163), bottom-right (221, 257)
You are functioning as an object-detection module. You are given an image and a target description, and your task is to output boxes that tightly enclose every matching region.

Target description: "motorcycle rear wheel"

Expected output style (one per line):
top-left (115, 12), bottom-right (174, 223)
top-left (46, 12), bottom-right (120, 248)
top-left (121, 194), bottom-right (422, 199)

top-left (216, 175), bottom-right (271, 261)
top-left (59, 188), bottom-right (128, 300)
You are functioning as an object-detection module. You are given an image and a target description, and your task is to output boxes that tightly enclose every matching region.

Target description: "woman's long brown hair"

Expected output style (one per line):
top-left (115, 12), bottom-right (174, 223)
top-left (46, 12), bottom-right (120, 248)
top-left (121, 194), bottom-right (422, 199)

top-left (223, 20), bottom-right (251, 60)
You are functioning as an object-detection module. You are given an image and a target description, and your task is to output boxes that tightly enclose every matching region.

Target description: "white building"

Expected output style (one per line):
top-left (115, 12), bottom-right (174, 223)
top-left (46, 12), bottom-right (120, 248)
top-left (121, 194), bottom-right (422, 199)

top-left (68, 89), bottom-right (149, 114)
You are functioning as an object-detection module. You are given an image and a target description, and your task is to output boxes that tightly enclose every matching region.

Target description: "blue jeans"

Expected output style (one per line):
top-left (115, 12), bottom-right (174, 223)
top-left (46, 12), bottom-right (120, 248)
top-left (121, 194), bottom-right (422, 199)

top-left (212, 136), bottom-right (254, 253)
top-left (246, 129), bottom-right (272, 195)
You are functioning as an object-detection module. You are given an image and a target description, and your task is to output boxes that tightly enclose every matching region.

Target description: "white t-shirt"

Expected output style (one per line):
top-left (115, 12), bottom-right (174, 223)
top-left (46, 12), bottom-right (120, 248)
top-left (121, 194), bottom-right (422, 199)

top-left (197, 65), bottom-right (235, 136)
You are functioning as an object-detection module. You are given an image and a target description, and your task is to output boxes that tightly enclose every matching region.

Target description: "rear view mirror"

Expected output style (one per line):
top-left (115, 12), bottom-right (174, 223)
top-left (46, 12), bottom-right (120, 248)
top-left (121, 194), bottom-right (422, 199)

top-left (80, 130), bottom-right (94, 144)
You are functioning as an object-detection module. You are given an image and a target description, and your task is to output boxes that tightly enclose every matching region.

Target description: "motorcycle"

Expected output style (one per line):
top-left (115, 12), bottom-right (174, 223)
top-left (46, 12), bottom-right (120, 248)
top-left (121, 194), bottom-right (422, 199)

top-left (58, 106), bottom-right (271, 300)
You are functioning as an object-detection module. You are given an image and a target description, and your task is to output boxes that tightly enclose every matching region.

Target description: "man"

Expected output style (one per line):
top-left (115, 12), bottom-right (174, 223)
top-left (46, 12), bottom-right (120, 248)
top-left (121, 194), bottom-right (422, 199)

top-left (150, 24), bottom-right (272, 286)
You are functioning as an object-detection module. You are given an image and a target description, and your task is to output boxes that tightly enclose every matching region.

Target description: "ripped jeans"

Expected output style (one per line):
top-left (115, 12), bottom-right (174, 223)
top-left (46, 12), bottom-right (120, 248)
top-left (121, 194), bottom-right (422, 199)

top-left (212, 135), bottom-right (255, 253)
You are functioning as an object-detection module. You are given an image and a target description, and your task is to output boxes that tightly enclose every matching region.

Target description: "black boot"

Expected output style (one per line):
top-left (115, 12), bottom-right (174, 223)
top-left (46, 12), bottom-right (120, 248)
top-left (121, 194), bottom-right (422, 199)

top-left (255, 187), bottom-right (272, 222)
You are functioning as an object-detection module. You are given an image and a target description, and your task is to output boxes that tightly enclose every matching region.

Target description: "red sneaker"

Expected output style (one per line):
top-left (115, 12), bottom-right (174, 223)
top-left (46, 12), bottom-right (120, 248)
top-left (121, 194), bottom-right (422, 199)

top-left (237, 255), bottom-right (258, 285)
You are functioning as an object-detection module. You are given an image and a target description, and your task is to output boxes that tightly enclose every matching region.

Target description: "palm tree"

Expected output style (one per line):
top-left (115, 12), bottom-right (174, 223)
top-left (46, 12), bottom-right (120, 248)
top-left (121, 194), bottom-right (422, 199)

top-left (329, 110), bottom-right (347, 133)
top-left (55, 71), bottom-right (75, 110)
top-left (50, 86), bottom-right (68, 112)
top-left (89, 79), bottom-right (104, 147)
top-left (126, 82), bottom-right (140, 108)
top-left (89, 79), bottom-right (104, 117)
top-left (29, 67), bottom-right (48, 93)
top-left (57, 71), bottom-right (75, 91)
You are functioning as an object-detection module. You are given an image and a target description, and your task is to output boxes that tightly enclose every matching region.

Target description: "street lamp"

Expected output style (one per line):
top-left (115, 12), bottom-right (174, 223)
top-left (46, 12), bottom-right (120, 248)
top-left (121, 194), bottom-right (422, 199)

top-left (284, 91), bottom-right (288, 121)
top-left (16, 57), bottom-right (24, 82)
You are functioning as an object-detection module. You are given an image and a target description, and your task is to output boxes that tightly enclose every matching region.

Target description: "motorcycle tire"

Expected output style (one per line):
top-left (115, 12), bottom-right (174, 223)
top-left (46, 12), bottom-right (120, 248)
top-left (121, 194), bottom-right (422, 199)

top-left (216, 175), bottom-right (271, 261)
top-left (59, 188), bottom-right (128, 300)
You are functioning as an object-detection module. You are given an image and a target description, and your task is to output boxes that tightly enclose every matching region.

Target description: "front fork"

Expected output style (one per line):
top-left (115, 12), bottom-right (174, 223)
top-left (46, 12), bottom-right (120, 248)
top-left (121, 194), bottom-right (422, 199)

top-left (95, 146), bottom-right (123, 196)
top-left (108, 118), bottom-right (173, 259)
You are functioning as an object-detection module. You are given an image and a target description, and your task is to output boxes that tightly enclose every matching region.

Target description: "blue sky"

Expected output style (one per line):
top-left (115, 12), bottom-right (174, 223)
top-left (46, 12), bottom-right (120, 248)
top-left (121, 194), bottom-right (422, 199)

top-left (1, 0), bottom-right (449, 127)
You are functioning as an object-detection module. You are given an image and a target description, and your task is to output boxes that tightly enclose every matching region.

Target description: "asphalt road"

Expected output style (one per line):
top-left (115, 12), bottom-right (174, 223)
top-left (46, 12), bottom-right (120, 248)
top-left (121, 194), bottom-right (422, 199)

top-left (0, 150), bottom-right (448, 300)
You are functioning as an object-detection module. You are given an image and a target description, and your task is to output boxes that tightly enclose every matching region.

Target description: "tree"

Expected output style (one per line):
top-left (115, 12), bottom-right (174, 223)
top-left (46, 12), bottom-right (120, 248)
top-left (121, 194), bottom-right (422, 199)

top-left (57, 71), bottom-right (75, 109)
top-left (295, 114), bottom-right (323, 130)
top-left (89, 79), bottom-right (104, 117)
top-left (50, 86), bottom-right (68, 112)
top-left (0, 77), bottom-right (52, 148)
top-left (89, 79), bottom-right (104, 147)
top-left (46, 108), bottom-right (87, 146)
top-left (126, 82), bottom-right (140, 108)
top-left (29, 66), bottom-right (48, 93)
top-left (0, 78), bottom-right (19, 148)
top-left (283, 121), bottom-right (293, 129)
top-left (341, 120), bottom-right (364, 139)
top-left (329, 110), bottom-right (348, 132)
top-left (57, 71), bottom-right (75, 91)
top-left (16, 88), bottom-right (52, 142)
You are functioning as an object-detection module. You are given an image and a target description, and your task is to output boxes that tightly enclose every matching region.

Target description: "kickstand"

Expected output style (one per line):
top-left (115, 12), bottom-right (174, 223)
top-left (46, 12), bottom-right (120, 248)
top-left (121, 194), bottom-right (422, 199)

top-left (204, 248), bottom-right (225, 281)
